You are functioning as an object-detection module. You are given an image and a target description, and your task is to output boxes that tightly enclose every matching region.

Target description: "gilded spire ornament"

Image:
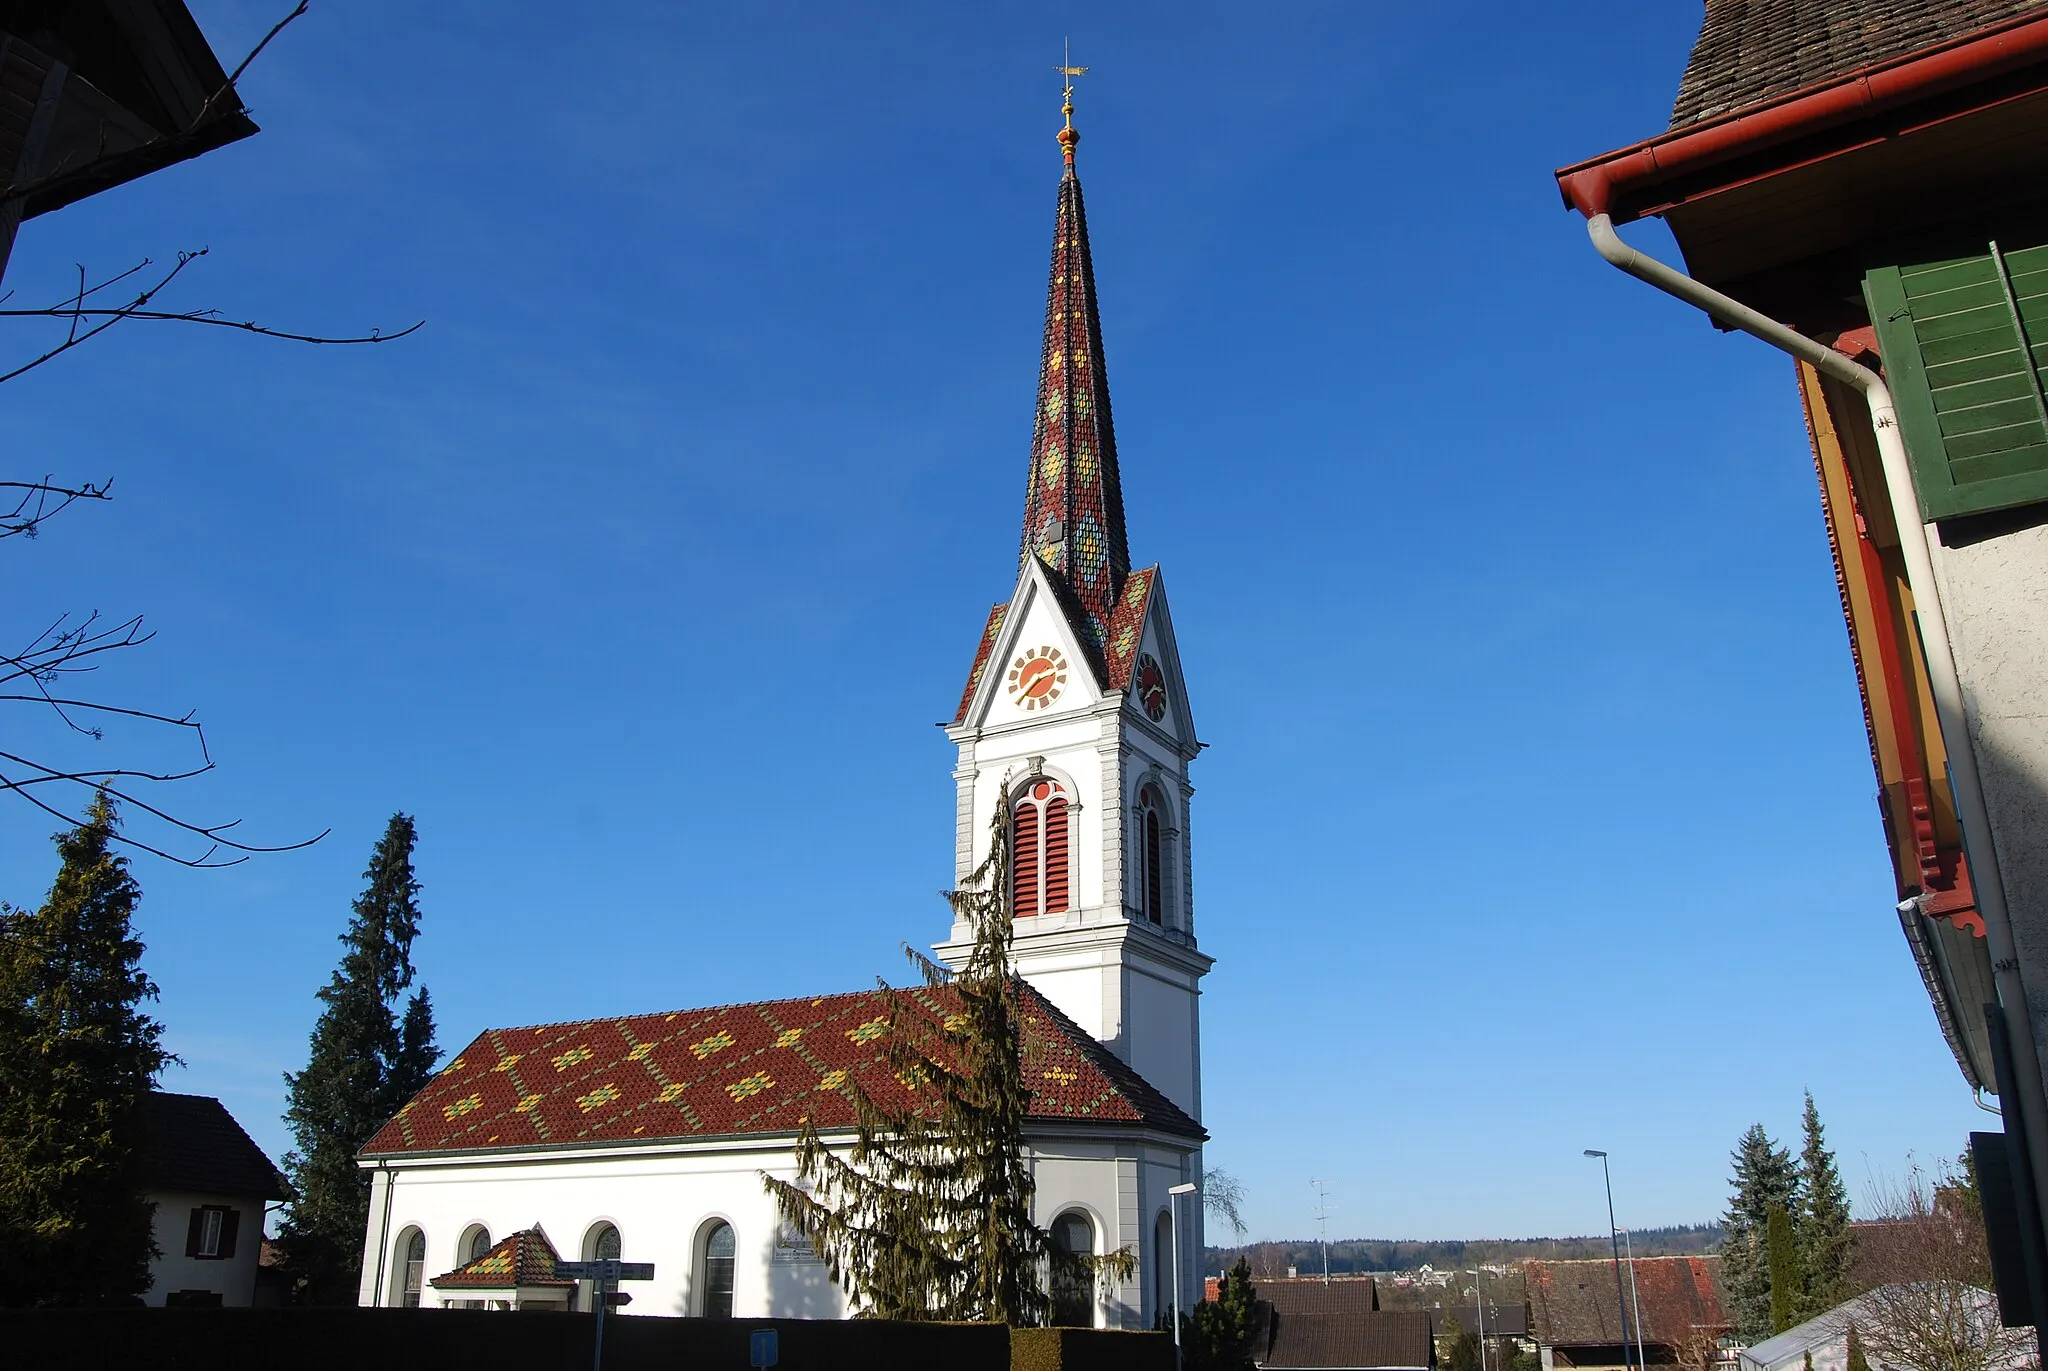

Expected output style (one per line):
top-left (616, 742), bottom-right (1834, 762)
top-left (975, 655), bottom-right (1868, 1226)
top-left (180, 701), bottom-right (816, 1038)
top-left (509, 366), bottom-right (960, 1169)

top-left (1056, 44), bottom-right (1086, 168)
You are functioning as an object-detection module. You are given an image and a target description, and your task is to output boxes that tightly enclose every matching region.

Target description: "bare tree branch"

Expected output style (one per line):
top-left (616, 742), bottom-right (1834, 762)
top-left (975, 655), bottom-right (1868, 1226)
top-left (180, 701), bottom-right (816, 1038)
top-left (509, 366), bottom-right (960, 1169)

top-left (1, 477), bottom-right (112, 540)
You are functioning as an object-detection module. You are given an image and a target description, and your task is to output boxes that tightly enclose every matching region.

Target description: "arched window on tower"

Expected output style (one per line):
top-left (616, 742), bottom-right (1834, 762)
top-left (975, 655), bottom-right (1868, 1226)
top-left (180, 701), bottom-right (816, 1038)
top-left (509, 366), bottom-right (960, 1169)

top-left (1138, 785), bottom-right (1166, 925)
top-left (1011, 780), bottom-right (1070, 918)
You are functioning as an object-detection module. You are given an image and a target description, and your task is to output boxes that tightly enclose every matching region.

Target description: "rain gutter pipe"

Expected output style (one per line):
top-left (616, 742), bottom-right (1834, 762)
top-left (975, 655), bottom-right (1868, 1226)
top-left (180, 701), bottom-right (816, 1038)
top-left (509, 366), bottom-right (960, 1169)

top-left (1579, 210), bottom-right (2048, 1230)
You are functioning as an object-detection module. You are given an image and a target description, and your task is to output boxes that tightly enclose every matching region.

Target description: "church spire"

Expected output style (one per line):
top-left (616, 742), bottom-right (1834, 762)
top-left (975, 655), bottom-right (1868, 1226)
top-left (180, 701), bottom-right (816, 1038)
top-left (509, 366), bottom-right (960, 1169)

top-left (1018, 75), bottom-right (1129, 649)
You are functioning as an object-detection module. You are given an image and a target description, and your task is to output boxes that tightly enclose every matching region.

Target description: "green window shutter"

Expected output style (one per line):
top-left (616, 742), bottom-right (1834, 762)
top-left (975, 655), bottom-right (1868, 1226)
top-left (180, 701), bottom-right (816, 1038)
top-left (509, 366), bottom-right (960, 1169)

top-left (1865, 242), bottom-right (2048, 521)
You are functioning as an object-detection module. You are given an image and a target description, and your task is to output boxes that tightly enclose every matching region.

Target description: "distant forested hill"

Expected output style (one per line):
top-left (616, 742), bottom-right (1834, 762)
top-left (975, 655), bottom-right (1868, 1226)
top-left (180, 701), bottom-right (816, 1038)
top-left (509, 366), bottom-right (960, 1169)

top-left (1206, 1224), bottom-right (1722, 1277)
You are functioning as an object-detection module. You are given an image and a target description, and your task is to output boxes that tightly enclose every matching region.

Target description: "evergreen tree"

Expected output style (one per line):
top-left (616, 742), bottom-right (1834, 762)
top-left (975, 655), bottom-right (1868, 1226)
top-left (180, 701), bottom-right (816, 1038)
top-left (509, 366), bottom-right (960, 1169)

top-left (1444, 1311), bottom-right (1482, 1371)
top-left (1767, 1202), bottom-right (1803, 1334)
top-left (0, 795), bottom-right (170, 1306)
top-left (1182, 1258), bottom-right (1263, 1371)
top-left (1794, 1092), bottom-right (1853, 1319)
top-left (1723, 1123), bottom-right (1802, 1341)
top-left (277, 814), bottom-right (438, 1304)
top-left (1846, 1324), bottom-right (1871, 1371)
top-left (764, 801), bottom-right (1130, 1322)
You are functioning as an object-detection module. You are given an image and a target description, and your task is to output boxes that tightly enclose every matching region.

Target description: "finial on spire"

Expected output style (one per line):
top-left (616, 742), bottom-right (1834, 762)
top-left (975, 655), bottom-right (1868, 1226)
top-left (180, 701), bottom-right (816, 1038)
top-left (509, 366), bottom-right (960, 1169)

top-left (1056, 40), bottom-right (1086, 168)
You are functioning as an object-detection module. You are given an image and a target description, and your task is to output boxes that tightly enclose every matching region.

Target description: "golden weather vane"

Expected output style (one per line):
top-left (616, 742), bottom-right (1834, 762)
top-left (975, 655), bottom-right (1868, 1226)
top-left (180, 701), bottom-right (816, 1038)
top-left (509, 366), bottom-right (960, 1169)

top-left (1056, 39), bottom-right (1087, 164)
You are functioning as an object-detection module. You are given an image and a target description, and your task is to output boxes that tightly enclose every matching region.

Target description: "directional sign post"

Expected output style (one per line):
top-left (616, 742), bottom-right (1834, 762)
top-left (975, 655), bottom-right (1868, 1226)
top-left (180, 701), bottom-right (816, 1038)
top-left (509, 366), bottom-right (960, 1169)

top-left (555, 1259), bottom-right (654, 1371)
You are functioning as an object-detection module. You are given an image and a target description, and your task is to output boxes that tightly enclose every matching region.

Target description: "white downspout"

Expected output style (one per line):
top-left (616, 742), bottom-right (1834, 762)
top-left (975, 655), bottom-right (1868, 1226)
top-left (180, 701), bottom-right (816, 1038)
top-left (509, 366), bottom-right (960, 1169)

top-left (1583, 211), bottom-right (2048, 1219)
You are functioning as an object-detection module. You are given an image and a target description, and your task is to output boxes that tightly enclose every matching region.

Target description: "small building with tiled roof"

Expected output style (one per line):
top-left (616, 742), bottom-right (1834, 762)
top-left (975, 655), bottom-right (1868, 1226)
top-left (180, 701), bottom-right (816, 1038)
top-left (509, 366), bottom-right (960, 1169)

top-left (1257, 1308), bottom-right (1437, 1371)
top-left (357, 87), bottom-right (1214, 1333)
top-left (138, 1091), bottom-right (287, 1308)
top-left (429, 1228), bottom-right (578, 1311)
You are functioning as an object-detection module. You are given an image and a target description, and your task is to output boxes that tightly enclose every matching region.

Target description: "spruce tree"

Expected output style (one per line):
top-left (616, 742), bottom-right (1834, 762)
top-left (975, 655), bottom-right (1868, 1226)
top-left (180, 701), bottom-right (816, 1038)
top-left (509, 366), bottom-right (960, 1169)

top-left (277, 814), bottom-right (438, 1303)
top-left (764, 801), bottom-right (1131, 1322)
top-left (1767, 1202), bottom-right (1803, 1334)
top-left (0, 794), bottom-right (170, 1306)
top-left (1723, 1123), bottom-right (1802, 1341)
top-left (1184, 1258), bottom-right (1263, 1371)
top-left (1794, 1092), bottom-right (1853, 1319)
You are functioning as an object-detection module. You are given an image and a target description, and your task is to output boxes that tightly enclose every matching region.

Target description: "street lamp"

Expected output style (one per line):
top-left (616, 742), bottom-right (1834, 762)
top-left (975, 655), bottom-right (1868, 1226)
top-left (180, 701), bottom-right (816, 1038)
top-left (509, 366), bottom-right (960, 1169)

top-left (1584, 1150), bottom-right (1636, 1371)
top-left (1169, 1182), bottom-right (1199, 1371)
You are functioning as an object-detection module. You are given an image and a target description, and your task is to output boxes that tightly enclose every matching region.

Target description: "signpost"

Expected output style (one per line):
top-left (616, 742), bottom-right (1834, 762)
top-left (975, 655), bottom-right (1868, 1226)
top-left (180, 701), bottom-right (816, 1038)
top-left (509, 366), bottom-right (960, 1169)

top-left (554, 1260), bottom-right (655, 1371)
top-left (750, 1328), bottom-right (780, 1368)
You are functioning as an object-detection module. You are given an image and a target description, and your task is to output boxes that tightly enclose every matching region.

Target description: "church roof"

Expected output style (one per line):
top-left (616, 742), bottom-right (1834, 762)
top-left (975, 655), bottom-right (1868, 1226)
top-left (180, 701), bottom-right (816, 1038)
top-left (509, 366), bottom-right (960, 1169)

top-left (947, 564), bottom-right (1157, 725)
top-left (429, 1227), bottom-right (575, 1290)
top-left (1017, 145), bottom-right (1131, 654)
top-left (362, 981), bottom-right (1202, 1159)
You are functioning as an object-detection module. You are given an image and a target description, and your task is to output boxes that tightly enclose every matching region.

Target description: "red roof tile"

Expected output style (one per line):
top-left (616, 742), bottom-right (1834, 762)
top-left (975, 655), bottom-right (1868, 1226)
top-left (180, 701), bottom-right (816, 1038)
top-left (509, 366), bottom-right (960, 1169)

top-left (430, 1228), bottom-right (574, 1290)
top-left (1524, 1257), bottom-right (1727, 1348)
top-left (364, 982), bottom-right (1201, 1157)
top-left (952, 602), bottom-right (1008, 724)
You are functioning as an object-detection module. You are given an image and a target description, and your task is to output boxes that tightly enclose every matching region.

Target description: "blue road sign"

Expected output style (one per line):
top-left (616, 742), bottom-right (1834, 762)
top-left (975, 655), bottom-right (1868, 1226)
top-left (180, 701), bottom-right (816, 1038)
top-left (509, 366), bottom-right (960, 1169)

top-left (750, 1327), bottom-right (779, 1367)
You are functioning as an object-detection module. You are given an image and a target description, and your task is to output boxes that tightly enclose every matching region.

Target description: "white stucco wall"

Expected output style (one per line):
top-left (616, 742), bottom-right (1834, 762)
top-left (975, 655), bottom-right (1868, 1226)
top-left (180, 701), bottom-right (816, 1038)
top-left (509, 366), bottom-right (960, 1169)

top-left (1928, 518), bottom-right (2048, 1084)
top-left (359, 1131), bottom-right (1200, 1329)
top-left (146, 1188), bottom-right (264, 1307)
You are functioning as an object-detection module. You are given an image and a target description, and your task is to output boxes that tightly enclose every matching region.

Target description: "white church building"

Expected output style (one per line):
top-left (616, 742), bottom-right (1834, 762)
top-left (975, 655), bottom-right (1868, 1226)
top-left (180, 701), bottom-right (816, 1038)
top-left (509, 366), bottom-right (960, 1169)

top-left (356, 106), bottom-right (1214, 1330)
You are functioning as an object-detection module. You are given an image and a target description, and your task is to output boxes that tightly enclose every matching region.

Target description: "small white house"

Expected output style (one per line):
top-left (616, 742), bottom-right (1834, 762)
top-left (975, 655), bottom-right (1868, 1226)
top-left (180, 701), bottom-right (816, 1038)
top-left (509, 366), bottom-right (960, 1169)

top-left (140, 1092), bottom-right (287, 1307)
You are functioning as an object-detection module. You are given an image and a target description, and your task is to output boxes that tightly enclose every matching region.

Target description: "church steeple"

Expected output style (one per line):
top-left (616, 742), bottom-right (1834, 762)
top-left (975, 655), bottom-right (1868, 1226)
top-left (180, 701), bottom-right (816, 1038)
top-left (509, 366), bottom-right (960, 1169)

top-left (1018, 86), bottom-right (1129, 650)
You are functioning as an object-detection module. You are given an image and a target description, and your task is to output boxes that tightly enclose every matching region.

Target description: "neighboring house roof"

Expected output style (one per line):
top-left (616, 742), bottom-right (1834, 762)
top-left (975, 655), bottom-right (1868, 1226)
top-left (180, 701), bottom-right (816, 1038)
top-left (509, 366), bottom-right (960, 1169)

top-left (1429, 1304), bottom-right (1533, 1339)
top-left (139, 1091), bottom-right (287, 1200)
top-left (363, 980), bottom-right (1203, 1158)
top-left (1262, 1278), bottom-right (1379, 1316)
top-left (1262, 1309), bottom-right (1435, 1370)
top-left (1739, 1286), bottom-right (2006, 1371)
top-left (1669, 0), bottom-right (2048, 127)
top-left (1524, 1257), bottom-right (1727, 1347)
top-left (430, 1227), bottom-right (575, 1291)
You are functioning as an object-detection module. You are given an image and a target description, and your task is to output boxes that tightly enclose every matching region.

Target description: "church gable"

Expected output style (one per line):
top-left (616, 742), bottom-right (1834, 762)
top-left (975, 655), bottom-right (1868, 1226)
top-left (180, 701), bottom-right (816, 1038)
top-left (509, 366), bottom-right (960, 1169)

top-left (362, 983), bottom-right (1201, 1159)
top-left (957, 559), bottom-right (1108, 731)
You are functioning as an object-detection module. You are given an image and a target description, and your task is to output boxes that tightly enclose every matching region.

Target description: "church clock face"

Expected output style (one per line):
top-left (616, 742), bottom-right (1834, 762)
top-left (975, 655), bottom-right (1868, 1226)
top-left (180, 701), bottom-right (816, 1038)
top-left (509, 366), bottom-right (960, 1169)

top-left (1135, 654), bottom-right (1168, 721)
top-left (1007, 646), bottom-right (1069, 710)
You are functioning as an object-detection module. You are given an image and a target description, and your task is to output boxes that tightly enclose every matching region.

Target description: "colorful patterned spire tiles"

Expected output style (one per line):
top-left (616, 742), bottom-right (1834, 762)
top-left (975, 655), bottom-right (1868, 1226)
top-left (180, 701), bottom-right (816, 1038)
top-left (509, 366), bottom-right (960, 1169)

top-left (1018, 167), bottom-right (1131, 650)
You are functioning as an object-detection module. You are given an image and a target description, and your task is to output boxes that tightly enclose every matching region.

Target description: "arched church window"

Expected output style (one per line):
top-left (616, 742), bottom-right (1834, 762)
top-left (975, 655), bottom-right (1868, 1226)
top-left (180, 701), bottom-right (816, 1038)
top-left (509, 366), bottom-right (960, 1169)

top-left (591, 1224), bottom-right (622, 1262)
top-left (1140, 785), bottom-right (1165, 925)
top-left (398, 1228), bottom-right (425, 1307)
top-left (1011, 781), bottom-right (1070, 918)
top-left (462, 1224), bottom-right (493, 1264)
top-left (701, 1220), bottom-right (736, 1318)
top-left (1049, 1211), bottom-right (1095, 1327)
top-left (1155, 1211), bottom-right (1174, 1324)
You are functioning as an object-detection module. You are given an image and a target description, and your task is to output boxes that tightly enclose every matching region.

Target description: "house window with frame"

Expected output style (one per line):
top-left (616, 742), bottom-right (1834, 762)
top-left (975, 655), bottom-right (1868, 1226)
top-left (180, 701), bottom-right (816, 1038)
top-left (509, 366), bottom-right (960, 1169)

top-left (1012, 780), bottom-right (1070, 918)
top-left (701, 1221), bottom-right (736, 1318)
top-left (184, 1205), bottom-right (239, 1261)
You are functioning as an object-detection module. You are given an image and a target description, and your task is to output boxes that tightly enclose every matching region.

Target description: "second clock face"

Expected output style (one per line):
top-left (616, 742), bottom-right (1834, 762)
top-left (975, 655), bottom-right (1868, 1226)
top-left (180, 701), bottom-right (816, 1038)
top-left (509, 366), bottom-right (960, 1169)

top-left (1008, 645), bottom-right (1069, 710)
top-left (1136, 654), bottom-right (1168, 721)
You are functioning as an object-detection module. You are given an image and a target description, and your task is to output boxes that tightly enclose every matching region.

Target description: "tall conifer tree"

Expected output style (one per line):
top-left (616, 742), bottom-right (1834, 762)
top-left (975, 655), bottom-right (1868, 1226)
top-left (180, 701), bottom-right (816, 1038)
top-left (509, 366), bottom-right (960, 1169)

top-left (1766, 1202), bottom-right (1802, 1334)
top-left (1795, 1091), bottom-right (1853, 1319)
top-left (0, 794), bottom-right (170, 1306)
top-left (1724, 1123), bottom-right (1802, 1341)
top-left (764, 802), bottom-right (1130, 1322)
top-left (277, 814), bottom-right (438, 1303)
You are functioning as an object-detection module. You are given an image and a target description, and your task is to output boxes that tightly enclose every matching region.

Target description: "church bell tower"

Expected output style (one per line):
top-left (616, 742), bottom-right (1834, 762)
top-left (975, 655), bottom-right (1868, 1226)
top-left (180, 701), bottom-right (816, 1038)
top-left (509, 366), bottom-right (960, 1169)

top-left (936, 88), bottom-right (1210, 1124)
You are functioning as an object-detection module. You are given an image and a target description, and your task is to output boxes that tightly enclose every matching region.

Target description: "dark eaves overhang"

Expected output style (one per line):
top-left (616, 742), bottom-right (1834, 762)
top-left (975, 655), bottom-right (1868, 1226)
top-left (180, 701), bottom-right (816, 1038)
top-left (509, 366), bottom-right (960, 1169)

top-left (1555, 9), bottom-right (2048, 227)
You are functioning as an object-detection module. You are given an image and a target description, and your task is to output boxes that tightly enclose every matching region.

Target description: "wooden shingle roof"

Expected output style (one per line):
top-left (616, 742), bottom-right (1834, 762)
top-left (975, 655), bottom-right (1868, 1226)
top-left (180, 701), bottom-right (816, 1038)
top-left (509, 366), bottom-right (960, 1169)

top-left (363, 981), bottom-right (1202, 1158)
top-left (1669, 0), bottom-right (2048, 127)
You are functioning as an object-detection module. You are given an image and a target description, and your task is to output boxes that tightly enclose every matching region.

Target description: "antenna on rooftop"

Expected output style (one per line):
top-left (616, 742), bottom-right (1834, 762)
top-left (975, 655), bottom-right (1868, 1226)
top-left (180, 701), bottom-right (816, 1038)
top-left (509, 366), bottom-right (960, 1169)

top-left (1310, 1178), bottom-right (1336, 1286)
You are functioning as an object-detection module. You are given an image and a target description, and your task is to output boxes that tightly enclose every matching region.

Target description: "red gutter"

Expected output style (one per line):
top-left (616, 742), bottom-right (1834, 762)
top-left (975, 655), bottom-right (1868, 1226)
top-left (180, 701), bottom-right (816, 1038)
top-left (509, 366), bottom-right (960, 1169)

top-left (1556, 11), bottom-right (2048, 221)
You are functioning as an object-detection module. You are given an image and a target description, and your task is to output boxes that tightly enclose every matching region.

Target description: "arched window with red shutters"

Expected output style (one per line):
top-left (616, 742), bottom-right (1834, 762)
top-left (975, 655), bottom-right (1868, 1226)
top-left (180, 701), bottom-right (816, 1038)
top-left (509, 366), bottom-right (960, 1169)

top-left (1012, 780), bottom-right (1071, 918)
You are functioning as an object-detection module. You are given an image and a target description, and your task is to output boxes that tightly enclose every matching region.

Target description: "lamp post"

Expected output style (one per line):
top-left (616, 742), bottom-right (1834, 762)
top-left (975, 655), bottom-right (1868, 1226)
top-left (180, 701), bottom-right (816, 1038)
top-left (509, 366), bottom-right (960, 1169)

top-left (1585, 1150), bottom-right (1635, 1371)
top-left (1619, 1225), bottom-right (1646, 1371)
top-left (1169, 1182), bottom-right (1198, 1371)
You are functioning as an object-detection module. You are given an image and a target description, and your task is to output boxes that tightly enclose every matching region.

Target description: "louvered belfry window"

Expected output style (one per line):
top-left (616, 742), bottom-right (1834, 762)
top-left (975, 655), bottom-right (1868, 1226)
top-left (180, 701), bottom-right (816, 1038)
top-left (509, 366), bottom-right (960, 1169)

top-left (1012, 780), bottom-right (1070, 918)
top-left (1867, 240), bottom-right (2048, 521)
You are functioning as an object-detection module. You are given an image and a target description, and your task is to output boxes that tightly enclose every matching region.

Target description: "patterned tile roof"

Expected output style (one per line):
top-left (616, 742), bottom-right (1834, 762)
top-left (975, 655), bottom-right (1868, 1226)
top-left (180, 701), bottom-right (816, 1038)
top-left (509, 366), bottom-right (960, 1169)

top-left (1669, 0), bottom-right (2048, 127)
top-left (363, 981), bottom-right (1201, 1158)
top-left (430, 1227), bottom-right (574, 1290)
top-left (1523, 1257), bottom-right (1727, 1347)
top-left (1017, 161), bottom-right (1132, 654)
top-left (952, 602), bottom-right (1009, 724)
top-left (1099, 564), bottom-right (1157, 692)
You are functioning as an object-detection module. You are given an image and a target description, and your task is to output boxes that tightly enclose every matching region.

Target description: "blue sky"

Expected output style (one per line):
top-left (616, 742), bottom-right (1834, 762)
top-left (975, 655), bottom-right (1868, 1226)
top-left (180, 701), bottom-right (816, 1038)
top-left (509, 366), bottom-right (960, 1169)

top-left (2, 0), bottom-right (1984, 1246)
